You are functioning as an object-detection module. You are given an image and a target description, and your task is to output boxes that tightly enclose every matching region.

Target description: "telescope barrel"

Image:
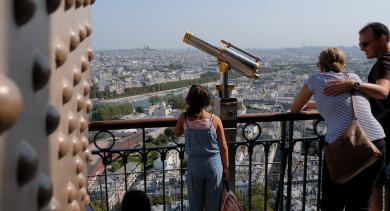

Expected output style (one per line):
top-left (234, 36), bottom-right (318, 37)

top-left (183, 32), bottom-right (260, 79)
top-left (219, 48), bottom-right (259, 79)
top-left (183, 32), bottom-right (221, 58)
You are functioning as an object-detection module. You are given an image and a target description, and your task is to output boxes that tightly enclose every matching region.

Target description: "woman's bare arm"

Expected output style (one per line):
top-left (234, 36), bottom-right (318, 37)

top-left (174, 113), bottom-right (185, 137)
top-left (290, 84), bottom-right (313, 113)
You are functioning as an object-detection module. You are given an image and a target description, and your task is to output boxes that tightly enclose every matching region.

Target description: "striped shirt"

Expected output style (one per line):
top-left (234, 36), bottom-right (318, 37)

top-left (305, 71), bottom-right (385, 143)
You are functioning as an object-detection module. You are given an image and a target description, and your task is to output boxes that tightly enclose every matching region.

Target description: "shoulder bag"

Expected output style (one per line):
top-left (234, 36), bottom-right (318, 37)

top-left (324, 74), bottom-right (382, 184)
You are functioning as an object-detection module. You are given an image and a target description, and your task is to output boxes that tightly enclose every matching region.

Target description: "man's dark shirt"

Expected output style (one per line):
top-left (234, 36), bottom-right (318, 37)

top-left (368, 52), bottom-right (390, 133)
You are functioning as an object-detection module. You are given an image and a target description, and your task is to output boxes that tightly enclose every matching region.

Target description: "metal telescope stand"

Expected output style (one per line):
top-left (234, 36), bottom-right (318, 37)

top-left (216, 62), bottom-right (238, 192)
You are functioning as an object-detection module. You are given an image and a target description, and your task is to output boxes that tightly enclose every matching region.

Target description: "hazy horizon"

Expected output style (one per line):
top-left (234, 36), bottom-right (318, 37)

top-left (92, 0), bottom-right (390, 50)
top-left (92, 45), bottom-right (362, 51)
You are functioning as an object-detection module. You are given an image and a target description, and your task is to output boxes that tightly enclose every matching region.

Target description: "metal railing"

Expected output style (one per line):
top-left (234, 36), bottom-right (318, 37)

top-left (88, 112), bottom-right (324, 211)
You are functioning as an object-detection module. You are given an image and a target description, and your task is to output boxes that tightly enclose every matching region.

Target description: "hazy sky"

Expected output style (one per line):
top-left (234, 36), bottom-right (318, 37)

top-left (92, 0), bottom-right (390, 50)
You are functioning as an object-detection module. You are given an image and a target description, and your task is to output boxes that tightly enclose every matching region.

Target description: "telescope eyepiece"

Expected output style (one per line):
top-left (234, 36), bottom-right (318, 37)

top-left (183, 32), bottom-right (193, 44)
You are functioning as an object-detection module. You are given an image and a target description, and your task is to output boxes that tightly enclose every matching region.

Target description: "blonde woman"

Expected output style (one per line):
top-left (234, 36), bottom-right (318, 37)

top-left (290, 48), bottom-right (385, 211)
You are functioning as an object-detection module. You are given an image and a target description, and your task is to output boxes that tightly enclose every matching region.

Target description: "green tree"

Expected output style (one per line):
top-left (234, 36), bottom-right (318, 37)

top-left (151, 195), bottom-right (173, 205)
top-left (167, 95), bottom-right (186, 110)
top-left (91, 200), bottom-right (108, 211)
top-left (108, 160), bottom-right (122, 173)
top-left (135, 106), bottom-right (144, 113)
top-left (149, 96), bottom-right (162, 105)
top-left (95, 103), bottom-right (133, 120)
top-left (250, 182), bottom-right (274, 211)
top-left (164, 128), bottom-right (174, 137)
top-left (91, 111), bottom-right (103, 121)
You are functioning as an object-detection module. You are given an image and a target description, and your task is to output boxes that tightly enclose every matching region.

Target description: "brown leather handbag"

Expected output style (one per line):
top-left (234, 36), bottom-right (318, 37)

top-left (324, 78), bottom-right (382, 184)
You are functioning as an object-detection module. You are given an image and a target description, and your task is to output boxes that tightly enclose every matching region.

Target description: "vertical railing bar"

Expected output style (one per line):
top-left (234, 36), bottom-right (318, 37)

top-left (99, 174), bottom-right (104, 211)
top-left (317, 138), bottom-right (324, 211)
top-left (179, 147), bottom-right (184, 211)
top-left (286, 120), bottom-right (294, 211)
top-left (264, 144), bottom-right (269, 211)
top-left (302, 140), bottom-right (309, 211)
top-left (103, 152), bottom-right (109, 211)
top-left (123, 153), bottom-right (128, 192)
top-left (248, 143), bottom-right (253, 211)
top-left (162, 151), bottom-right (166, 211)
top-left (274, 121), bottom-right (287, 211)
top-left (142, 128), bottom-right (147, 193)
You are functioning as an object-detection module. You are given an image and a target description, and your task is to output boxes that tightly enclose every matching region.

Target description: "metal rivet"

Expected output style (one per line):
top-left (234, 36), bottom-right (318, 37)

top-left (55, 44), bottom-right (67, 68)
top-left (81, 57), bottom-right (89, 73)
top-left (66, 182), bottom-right (77, 203)
top-left (0, 76), bottom-right (23, 133)
top-left (83, 82), bottom-right (90, 97)
top-left (37, 173), bottom-right (53, 209)
top-left (46, 105), bottom-right (60, 135)
top-left (33, 51), bottom-right (51, 91)
top-left (85, 100), bottom-right (93, 113)
top-left (68, 113), bottom-right (77, 134)
top-left (75, 0), bottom-right (83, 8)
top-left (81, 136), bottom-right (88, 151)
top-left (17, 140), bottom-right (38, 186)
top-left (69, 200), bottom-right (80, 211)
top-left (82, 195), bottom-right (90, 206)
top-left (76, 94), bottom-right (85, 112)
top-left (73, 67), bottom-right (82, 86)
top-left (13, 0), bottom-right (36, 26)
top-left (87, 48), bottom-right (94, 62)
top-left (83, 0), bottom-right (91, 7)
top-left (72, 137), bottom-right (82, 155)
top-left (84, 149), bottom-right (92, 162)
top-left (45, 198), bottom-right (61, 211)
top-left (79, 26), bottom-right (87, 42)
top-left (85, 24), bottom-right (92, 37)
top-left (62, 79), bottom-right (73, 104)
top-left (58, 133), bottom-right (70, 159)
top-left (65, 0), bottom-right (75, 10)
top-left (77, 173), bottom-right (86, 188)
top-left (75, 156), bottom-right (84, 174)
top-left (46, 0), bottom-right (61, 14)
top-left (79, 117), bottom-right (87, 132)
top-left (80, 187), bottom-right (88, 201)
top-left (69, 31), bottom-right (80, 51)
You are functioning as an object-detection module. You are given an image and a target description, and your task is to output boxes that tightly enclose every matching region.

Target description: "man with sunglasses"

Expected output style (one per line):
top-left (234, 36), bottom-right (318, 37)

top-left (324, 22), bottom-right (390, 211)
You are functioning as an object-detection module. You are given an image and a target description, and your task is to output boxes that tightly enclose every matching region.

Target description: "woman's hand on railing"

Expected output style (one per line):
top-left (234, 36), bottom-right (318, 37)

top-left (302, 102), bottom-right (317, 111)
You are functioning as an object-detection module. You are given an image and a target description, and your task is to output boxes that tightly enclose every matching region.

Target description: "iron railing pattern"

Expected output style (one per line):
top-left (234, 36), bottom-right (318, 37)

top-left (88, 112), bottom-right (324, 211)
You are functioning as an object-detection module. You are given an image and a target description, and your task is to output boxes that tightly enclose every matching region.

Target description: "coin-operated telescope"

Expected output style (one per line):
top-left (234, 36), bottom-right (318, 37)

top-left (183, 32), bottom-right (261, 98)
top-left (183, 32), bottom-right (261, 190)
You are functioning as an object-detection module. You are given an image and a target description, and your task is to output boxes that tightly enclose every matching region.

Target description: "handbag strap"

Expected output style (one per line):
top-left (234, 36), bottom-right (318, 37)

top-left (343, 73), bottom-right (358, 120)
top-left (223, 180), bottom-right (230, 192)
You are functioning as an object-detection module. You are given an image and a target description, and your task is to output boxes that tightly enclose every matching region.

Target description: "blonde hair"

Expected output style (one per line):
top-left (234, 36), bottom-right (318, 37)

top-left (318, 48), bottom-right (345, 73)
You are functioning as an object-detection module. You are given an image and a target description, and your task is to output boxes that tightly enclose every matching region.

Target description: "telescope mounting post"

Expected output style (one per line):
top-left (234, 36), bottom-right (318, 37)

top-left (216, 61), bottom-right (234, 98)
top-left (216, 62), bottom-right (237, 191)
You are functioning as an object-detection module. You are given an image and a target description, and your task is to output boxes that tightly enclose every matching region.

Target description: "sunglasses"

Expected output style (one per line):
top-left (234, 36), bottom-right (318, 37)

top-left (359, 39), bottom-right (375, 49)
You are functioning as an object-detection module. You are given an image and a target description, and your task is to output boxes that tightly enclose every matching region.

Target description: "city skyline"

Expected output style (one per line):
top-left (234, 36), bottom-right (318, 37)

top-left (92, 0), bottom-right (390, 50)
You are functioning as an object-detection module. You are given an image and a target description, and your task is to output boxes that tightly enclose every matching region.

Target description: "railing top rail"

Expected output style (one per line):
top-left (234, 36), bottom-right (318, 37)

top-left (89, 117), bottom-right (178, 131)
top-left (237, 111), bottom-right (322, 123)
top-left (89, 112), bottom-right (322, 131)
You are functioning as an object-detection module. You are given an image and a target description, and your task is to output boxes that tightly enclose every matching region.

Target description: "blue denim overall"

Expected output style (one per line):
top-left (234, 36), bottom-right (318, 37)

top-left (184, 115), bottom-right (223, 211)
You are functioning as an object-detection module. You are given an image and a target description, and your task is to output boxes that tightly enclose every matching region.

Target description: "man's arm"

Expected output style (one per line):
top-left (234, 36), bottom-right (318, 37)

top-left (323, 79), bottom-right (390, 99)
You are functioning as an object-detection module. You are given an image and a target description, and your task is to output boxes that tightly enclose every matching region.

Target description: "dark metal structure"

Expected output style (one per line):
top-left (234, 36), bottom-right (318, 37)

top-left (88, 112), bottom-right (325, 211)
